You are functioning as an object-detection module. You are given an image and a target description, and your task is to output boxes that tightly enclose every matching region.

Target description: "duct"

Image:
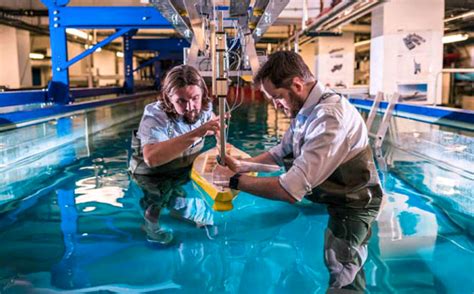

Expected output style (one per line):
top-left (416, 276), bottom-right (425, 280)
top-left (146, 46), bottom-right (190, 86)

top-left (319, 0), bottom-right (386, 31)
top-left (304, 0), bottom-right (357, 33)
top-left (183, 0), bottom-right (206, 51)
top-left (278, 0), bottom-right (383, 50)
top-left (150, 0), bottom-right (192, 42)
top-left (252, 0), bottom-right (290, 41)
top-left (243, 32), bottom-right (260, 77)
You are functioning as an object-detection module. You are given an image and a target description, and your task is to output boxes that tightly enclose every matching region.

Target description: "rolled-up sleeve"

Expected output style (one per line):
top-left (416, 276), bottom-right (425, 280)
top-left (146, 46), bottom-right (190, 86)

top-left (268, 125), bottom-right (294, 166)
top-left (278, 113), bottom-right (350, 201)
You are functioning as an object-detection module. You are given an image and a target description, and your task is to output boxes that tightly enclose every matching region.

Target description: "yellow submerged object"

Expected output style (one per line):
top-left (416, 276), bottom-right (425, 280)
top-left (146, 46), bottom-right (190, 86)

top-left (191, 144), bottom-right (254, 211)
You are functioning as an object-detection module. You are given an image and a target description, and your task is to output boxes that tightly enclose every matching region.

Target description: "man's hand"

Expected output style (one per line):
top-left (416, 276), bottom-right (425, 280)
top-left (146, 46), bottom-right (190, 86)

top-left (192, 117), bottom-right (221, 138)
top-left (212, 164), bottom-right (235, 188)
top-left (223, 154), bottom-right (280, 173)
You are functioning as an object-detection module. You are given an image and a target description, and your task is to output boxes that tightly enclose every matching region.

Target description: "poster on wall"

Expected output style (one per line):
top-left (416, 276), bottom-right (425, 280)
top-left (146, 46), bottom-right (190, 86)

top-left (395, 29), bottom-right (438, 103)
top-left (397, 83), bottom-right (428, 102)
top-left (324, 47), bottom-right (348, 88)
top-left (396, 30), bottom-right (434, 82)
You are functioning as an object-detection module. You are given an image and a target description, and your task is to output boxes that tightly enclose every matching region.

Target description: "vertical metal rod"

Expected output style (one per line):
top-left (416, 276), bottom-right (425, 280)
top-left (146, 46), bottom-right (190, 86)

top-left (216, 11), bottom-right (227, 165)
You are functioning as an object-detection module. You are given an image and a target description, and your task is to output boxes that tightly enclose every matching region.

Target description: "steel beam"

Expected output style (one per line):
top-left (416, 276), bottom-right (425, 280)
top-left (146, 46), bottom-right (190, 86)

top-left (49, 7), bottom-right (173, 29)
top-left (63, 28), bottom-right (133, 70)
top-left (129, 38), bottom-right (189, 51)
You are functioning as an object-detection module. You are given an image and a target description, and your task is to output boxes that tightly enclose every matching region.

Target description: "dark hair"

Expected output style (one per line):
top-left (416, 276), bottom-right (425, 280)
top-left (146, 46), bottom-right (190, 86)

top-left (254, 51), bottom-right (314, 89)
top-left (159, 64), bottom-right (211, 119)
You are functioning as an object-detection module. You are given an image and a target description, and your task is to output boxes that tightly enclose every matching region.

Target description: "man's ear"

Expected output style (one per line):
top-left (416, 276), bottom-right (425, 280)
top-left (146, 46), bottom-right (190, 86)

top-left (290, 76), bottom-right (305, 94)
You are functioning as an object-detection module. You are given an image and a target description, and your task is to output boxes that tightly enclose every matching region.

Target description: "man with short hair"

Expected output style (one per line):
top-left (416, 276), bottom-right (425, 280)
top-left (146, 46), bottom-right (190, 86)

top-left (215, 51), bottom-right (383, 292)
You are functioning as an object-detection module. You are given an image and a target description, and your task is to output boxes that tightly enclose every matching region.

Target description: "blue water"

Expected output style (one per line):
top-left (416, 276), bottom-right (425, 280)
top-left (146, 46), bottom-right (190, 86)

top-left (1, 101), bottom-right (473, 293)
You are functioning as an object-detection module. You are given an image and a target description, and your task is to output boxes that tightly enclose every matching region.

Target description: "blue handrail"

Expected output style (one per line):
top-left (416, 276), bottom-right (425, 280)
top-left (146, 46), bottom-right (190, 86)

top-left (349, 97), bottom-right (474, 129)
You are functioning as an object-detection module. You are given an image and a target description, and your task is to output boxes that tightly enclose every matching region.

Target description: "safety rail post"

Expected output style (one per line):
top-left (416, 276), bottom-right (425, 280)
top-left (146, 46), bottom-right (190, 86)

top-left (374, 92), bottom-right (400, 148)
top-left (365, 91), bottom-right (384, 132)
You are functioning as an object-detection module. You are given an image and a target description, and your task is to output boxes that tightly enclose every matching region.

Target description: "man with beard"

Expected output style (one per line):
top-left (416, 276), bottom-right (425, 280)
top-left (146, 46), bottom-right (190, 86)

top-left (130, 64), bottom-right (220, 175)
top-left (214, 51), bottom-right (383, 292)
top-left (129, 65), bottom-right (219, 243)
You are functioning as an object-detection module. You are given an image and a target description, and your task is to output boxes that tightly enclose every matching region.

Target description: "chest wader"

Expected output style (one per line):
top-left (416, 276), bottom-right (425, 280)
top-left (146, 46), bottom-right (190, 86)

top-left (128, 118), bottom-right (205, 176)
top-left (284, 93), bottom-right (384, 292)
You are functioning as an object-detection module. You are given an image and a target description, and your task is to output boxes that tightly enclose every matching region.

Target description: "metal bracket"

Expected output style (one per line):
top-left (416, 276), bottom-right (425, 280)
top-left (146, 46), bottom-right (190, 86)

top-left (61, 28), bottom-right (133, 71)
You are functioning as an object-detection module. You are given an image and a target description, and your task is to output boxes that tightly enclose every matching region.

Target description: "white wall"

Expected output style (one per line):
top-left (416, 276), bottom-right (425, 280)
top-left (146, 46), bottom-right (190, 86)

top-left (299, 41), bottom-right (316, 75)
top-left (315, 32), bottom-right (355, 88)
top-left (94, 50), bottom-right (118, 86)
top-left (0, 25), bottom-right (32, 88)
top-left (370, 0), bottom-right (444, 104)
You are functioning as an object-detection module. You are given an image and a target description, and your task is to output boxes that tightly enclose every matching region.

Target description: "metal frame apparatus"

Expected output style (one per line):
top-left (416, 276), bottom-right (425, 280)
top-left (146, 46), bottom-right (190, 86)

top-left (124, 37), bottom-right (189, 92)
top-left (38, 0), bottom-right (175, 104)
top-left (0, 1), bottom-right (191, 129)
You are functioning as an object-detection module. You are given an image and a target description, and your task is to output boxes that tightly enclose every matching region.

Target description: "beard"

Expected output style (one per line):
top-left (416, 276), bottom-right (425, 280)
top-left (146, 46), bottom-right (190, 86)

top-left (183, 110), bottom-right (200, 124)
top-left (287, 90), bottom-right (305, 118)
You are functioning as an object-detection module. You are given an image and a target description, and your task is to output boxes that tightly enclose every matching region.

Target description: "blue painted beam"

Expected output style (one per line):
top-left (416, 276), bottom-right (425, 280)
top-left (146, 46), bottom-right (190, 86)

top-left (157, 51), bottom-right (183, 61)
top-left (0, 92), bottom-right (155, 128)
top-left (48, 23), bottom-right (70, 103)
top-left (0, 87), bottom-right (122, 107)
top-left (123, 31), bottom-right (136, 94)
top-left (0, 90), bottom-right (48, 107)
top-left (70, 87), bottom-right (122, 99)
top-left (349, 98), bottom-right (474, 129)
top-left (52, 7), bottom-right (172, 28)
top-left (134, 55), bottom-right (162, 73)
top-left (130, 38), bottom-right (190, 51)
top-left (62, 28), bottom-right (132, 70)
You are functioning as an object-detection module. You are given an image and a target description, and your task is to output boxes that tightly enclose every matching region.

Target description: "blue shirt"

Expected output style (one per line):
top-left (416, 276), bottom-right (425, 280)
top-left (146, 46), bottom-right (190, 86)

top-left (137, 101), bottom-right (213, 156)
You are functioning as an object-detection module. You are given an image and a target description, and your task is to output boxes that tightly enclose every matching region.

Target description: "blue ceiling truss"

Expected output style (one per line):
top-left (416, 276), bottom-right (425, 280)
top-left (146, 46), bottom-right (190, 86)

top-left (0, 0), bottom-right (189, 107)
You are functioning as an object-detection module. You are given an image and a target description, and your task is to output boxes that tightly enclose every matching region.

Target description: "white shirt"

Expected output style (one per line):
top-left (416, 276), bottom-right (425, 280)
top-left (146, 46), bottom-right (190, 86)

top-left (268, 81), bottom-right (369, 201)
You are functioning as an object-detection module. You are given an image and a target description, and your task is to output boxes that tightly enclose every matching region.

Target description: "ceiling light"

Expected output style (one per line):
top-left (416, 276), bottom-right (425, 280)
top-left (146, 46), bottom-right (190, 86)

top-left (66, 28), bottom-right (91, 40)
top-left (442, 33), bottom-right (469, 44)
top-left (29, 53), bottom-right (45, 60)
top-left (116, 51), bottom-right (124, 58)
top-left (354, 39), bottom-right (371, 47)
top-left (444, 11), bottom-right (474, 23)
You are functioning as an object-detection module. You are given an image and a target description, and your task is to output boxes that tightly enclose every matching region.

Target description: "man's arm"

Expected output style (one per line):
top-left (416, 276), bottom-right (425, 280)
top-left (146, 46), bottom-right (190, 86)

top-left (213, 164), bottom-right (295, 203)
top-left (237, 175), bottom-right (296, 204)
top-left (143, 117), bottom-right (220, 167)
top-left (224, 151), bottom-right (280, 173)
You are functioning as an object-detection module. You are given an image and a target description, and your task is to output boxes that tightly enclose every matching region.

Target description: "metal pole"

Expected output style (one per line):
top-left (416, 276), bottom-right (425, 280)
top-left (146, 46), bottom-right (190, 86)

top-left (215, 11), bottom-right (227, 165)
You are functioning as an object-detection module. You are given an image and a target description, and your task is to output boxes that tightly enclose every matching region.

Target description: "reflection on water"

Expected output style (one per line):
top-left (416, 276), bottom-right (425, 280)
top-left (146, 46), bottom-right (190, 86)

top-left (0, 101), bottom-right (473, 293)
top-left (130, 166), bottom-right (215, 244)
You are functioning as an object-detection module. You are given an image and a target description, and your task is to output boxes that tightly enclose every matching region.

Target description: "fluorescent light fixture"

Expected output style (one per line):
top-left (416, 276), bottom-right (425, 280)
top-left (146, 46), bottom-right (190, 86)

top-left (354, 39), bottom-right (371, 47)
top-left (442, 33), bottom-right (469, 44)
top-left (84, 44), bottom-right (102, 52)
top-left (29, 53), bottom-right (45, 60)
top-left (66, 28), bottom-right (91, 40)
top-left (445, 11), bottom-right (474, 23)
top-left (116, 51), bottom-right (124, 58)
